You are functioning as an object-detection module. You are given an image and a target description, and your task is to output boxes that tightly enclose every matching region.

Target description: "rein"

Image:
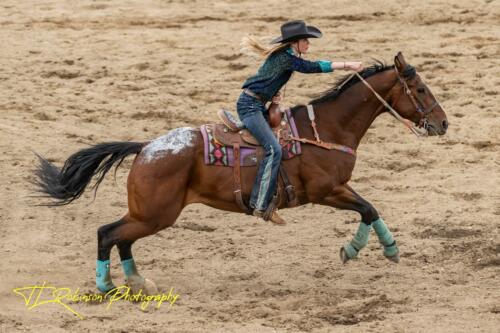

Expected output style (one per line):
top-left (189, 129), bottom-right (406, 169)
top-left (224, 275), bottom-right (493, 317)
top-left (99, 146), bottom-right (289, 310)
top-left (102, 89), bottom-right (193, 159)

top-left (355, 70), bottom-right (428, 137)
top-left (289, 66), bottom-right (440, 154)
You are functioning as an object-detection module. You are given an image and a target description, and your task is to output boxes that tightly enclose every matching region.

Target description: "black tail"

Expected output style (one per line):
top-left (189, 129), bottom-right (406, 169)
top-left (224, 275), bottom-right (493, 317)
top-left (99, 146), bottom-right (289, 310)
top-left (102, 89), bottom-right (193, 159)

top-left (34, 141), bottom-right (145, 206)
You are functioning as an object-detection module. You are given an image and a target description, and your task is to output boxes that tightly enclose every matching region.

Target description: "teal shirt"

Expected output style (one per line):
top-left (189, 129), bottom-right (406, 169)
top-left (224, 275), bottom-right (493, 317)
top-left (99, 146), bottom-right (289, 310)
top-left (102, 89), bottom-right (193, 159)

top-left (241, 47), bottom-right (333, 103)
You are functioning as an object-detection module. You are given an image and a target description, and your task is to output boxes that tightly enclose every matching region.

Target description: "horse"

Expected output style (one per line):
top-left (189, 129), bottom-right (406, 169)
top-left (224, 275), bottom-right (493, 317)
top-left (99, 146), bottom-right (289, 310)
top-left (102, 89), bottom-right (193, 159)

top-left (34, 52), bottom-right (448, 293)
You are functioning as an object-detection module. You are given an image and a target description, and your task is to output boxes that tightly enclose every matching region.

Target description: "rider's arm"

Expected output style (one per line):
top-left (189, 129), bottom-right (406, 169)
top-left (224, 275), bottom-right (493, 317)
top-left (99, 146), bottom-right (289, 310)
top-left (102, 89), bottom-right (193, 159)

top-left (285, 52), bottom-right (363, 73)
top-left (286, 52), bottom-right (332, 73)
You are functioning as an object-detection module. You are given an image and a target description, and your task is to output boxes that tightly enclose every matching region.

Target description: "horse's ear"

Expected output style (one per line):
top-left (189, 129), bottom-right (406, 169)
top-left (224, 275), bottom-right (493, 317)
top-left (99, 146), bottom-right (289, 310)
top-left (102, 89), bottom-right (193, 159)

top-left (394, 51), bottom-right (407, 72)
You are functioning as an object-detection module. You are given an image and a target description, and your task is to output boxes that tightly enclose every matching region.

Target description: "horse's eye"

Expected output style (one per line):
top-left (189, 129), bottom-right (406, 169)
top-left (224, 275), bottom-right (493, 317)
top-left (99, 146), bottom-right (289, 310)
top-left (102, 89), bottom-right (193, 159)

top-left (417, 87), bottom-right (425, 94)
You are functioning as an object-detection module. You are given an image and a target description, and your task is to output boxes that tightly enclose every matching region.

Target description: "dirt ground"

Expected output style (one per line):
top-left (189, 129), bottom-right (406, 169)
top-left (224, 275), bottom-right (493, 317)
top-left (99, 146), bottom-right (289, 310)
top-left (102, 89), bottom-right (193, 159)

top-left (1, 0), bottom-right (499, 332)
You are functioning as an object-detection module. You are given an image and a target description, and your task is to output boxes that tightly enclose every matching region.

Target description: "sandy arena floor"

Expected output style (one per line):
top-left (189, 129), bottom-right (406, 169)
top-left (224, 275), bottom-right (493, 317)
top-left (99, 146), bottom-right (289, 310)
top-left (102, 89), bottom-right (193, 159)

top-left (0, 0), bottom-right (499, 332)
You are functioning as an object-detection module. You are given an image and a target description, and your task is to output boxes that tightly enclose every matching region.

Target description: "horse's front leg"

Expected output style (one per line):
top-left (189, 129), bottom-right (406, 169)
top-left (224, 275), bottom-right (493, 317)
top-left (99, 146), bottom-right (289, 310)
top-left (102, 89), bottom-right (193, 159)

top-left (320, 184), bottom-right (399, 263)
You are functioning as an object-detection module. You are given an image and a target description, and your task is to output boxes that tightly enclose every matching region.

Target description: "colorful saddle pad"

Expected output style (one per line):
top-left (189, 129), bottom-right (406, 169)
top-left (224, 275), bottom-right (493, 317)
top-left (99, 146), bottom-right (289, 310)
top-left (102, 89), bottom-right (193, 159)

top-left (200, 108), bottom-right (302, 167)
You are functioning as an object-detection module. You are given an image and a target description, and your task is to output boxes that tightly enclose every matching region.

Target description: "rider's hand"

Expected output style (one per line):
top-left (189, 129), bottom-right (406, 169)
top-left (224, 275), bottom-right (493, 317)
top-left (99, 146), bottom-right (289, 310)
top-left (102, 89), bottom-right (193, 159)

top-left (347, 62), bottom-right (363, 71)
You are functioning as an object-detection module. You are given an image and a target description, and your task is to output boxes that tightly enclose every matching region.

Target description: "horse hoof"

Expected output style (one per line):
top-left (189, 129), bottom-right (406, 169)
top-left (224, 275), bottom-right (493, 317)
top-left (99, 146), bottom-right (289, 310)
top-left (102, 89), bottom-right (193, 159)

top-left (385, 252), bottom-right (400, 263)
top-left (143, 278), bottom-right (159, 295)
top-left (126, 275), bottom-right (158, 295)
top-left (339, 247), bottom-right (349, 264)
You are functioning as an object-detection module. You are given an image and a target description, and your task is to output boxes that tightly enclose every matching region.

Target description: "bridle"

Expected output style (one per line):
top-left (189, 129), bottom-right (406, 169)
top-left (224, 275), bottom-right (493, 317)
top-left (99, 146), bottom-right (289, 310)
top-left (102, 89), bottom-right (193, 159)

top-left (391, 65), bottom-right (440, 132)
top-left (352, 65), bottom-right (441, 137)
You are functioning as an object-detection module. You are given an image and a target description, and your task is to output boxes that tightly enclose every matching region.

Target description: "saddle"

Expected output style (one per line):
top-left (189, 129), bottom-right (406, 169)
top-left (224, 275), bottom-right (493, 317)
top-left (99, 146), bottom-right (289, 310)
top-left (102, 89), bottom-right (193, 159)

top-left (216, 105), bottom-right (285, 147)
top-left (201, 107), bottom-right (301, 214)
top-left (211, 116), bottom-right (259, 147)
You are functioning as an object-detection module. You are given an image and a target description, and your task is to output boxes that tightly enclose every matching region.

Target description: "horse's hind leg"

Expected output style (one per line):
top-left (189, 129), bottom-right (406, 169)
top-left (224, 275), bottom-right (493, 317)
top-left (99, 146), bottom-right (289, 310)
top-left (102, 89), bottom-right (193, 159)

top-left (321, 184), bottom-right (399, 264)
top-left (96, 219), bottom-right (125, 292)
top-left (96, 214), bottom-right (166, 293)
top-left (114, 216), bottom-right (163, 294)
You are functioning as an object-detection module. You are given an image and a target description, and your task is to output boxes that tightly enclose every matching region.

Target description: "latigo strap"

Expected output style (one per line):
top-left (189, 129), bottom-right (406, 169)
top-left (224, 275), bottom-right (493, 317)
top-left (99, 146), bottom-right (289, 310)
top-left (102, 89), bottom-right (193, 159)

top-left (232, 142), bottom-right (252, 214)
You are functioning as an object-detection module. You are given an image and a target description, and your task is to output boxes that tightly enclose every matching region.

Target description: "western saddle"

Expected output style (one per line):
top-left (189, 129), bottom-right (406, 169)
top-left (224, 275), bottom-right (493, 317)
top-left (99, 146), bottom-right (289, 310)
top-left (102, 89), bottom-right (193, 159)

top-left (215, 102), bottom-right (287, 145)
top-left (212, 107), bottom-right (298, 216)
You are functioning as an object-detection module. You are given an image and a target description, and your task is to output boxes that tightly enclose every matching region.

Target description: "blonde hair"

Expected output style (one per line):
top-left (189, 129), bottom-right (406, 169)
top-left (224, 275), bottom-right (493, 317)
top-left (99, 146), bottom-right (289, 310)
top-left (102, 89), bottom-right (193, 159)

top-left (240, 35), bottom-right (293, 59)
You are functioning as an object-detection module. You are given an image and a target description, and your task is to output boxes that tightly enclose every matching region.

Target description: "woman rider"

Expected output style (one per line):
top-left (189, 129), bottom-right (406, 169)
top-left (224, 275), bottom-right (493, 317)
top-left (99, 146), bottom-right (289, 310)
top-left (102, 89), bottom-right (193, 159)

top-left (237, 20), bottom-right (363, 224)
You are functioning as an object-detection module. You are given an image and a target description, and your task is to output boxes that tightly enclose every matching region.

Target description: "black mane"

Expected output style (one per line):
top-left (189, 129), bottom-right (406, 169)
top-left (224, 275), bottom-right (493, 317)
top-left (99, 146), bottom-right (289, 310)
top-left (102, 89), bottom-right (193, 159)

top-left (309, 60), bottom-right (394, 104)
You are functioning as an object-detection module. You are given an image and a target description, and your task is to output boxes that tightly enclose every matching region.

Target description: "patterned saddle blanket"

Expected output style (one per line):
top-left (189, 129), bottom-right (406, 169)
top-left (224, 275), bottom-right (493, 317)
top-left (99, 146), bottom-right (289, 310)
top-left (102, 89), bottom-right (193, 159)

top-left (200, 108), bottom-right (302, 167)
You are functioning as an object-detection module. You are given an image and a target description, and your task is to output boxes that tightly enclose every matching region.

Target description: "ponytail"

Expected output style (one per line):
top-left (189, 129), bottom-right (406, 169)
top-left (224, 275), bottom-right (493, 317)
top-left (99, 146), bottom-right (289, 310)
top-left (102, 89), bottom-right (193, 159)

top-left (240, 35), bottom-right (292, 59)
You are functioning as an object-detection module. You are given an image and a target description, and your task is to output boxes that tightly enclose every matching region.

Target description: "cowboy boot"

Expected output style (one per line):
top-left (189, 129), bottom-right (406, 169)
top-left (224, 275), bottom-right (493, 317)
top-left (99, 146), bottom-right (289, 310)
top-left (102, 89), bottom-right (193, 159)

top-left (253, 208), bottom-right (287, 225)
top-left (268, 210), bottom-right (287, 225)
top-left (257, 194), bottom-right (287, 225)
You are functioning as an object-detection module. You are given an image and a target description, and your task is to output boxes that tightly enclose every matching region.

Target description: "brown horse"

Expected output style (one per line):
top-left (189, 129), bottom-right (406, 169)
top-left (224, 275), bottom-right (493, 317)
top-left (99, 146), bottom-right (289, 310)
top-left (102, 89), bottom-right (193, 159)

top-left (34, 52), bottom-right (448, 293)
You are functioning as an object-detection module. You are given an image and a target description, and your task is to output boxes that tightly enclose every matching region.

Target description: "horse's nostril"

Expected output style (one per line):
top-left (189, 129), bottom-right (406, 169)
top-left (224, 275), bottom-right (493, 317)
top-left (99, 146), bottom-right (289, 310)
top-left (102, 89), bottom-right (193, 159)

top-left (442, 119), bottom-right (448, 130)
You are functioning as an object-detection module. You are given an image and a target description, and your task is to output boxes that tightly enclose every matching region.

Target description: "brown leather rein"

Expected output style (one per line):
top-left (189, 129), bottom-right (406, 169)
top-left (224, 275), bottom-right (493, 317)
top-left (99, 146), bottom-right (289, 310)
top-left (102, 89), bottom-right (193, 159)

top-left (286, 65), bottom-right (441, 156)
top-left (288, 67), bottom-right (430, 155)
top-left (354, 67), bottom-right (441, 137)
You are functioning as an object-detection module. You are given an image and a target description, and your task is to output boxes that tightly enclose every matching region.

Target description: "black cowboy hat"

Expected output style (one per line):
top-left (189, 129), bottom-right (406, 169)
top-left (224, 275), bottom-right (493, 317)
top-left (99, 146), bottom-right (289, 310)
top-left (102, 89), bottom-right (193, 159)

top-left (270, 20), bottom-right (323, 44)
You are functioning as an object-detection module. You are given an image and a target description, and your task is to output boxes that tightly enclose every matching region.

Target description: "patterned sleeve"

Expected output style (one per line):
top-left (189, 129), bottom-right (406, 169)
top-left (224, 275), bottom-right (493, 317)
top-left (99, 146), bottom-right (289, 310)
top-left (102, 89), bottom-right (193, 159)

top-left (285, 52), bottom-right (333, 73)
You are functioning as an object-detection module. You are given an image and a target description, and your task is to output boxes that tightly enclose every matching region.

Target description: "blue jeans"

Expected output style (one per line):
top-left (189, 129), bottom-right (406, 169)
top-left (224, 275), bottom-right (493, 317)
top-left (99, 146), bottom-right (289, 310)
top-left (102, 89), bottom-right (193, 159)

top-left (236, 92), bottom-right (282, 211)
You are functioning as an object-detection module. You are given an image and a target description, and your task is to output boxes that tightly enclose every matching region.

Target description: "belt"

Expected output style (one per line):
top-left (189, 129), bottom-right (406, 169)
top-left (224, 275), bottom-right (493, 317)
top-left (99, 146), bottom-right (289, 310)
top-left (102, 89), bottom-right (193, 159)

top-left (243, 89), bottom-right (264, 102)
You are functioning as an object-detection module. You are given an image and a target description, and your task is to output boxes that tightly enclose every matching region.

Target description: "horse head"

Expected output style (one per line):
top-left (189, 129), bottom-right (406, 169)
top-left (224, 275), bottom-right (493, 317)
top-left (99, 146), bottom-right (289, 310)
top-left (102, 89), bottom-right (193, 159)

top-left (390, 52), bottom-right (448, 136)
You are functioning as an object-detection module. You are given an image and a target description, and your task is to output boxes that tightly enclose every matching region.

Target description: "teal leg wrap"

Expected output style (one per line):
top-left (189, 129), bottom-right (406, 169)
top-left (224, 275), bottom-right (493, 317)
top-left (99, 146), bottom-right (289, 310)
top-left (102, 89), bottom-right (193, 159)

top-left (121, 258), bottom-right (146, 291)
top-left (372, 218), bottom-right (399, 257)
top-left (96, 259), bottom-right (116, 292)
top-left (121, 258), bottom-right (139, 277)
top-left (343, 222), bottom-right (372, 259)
